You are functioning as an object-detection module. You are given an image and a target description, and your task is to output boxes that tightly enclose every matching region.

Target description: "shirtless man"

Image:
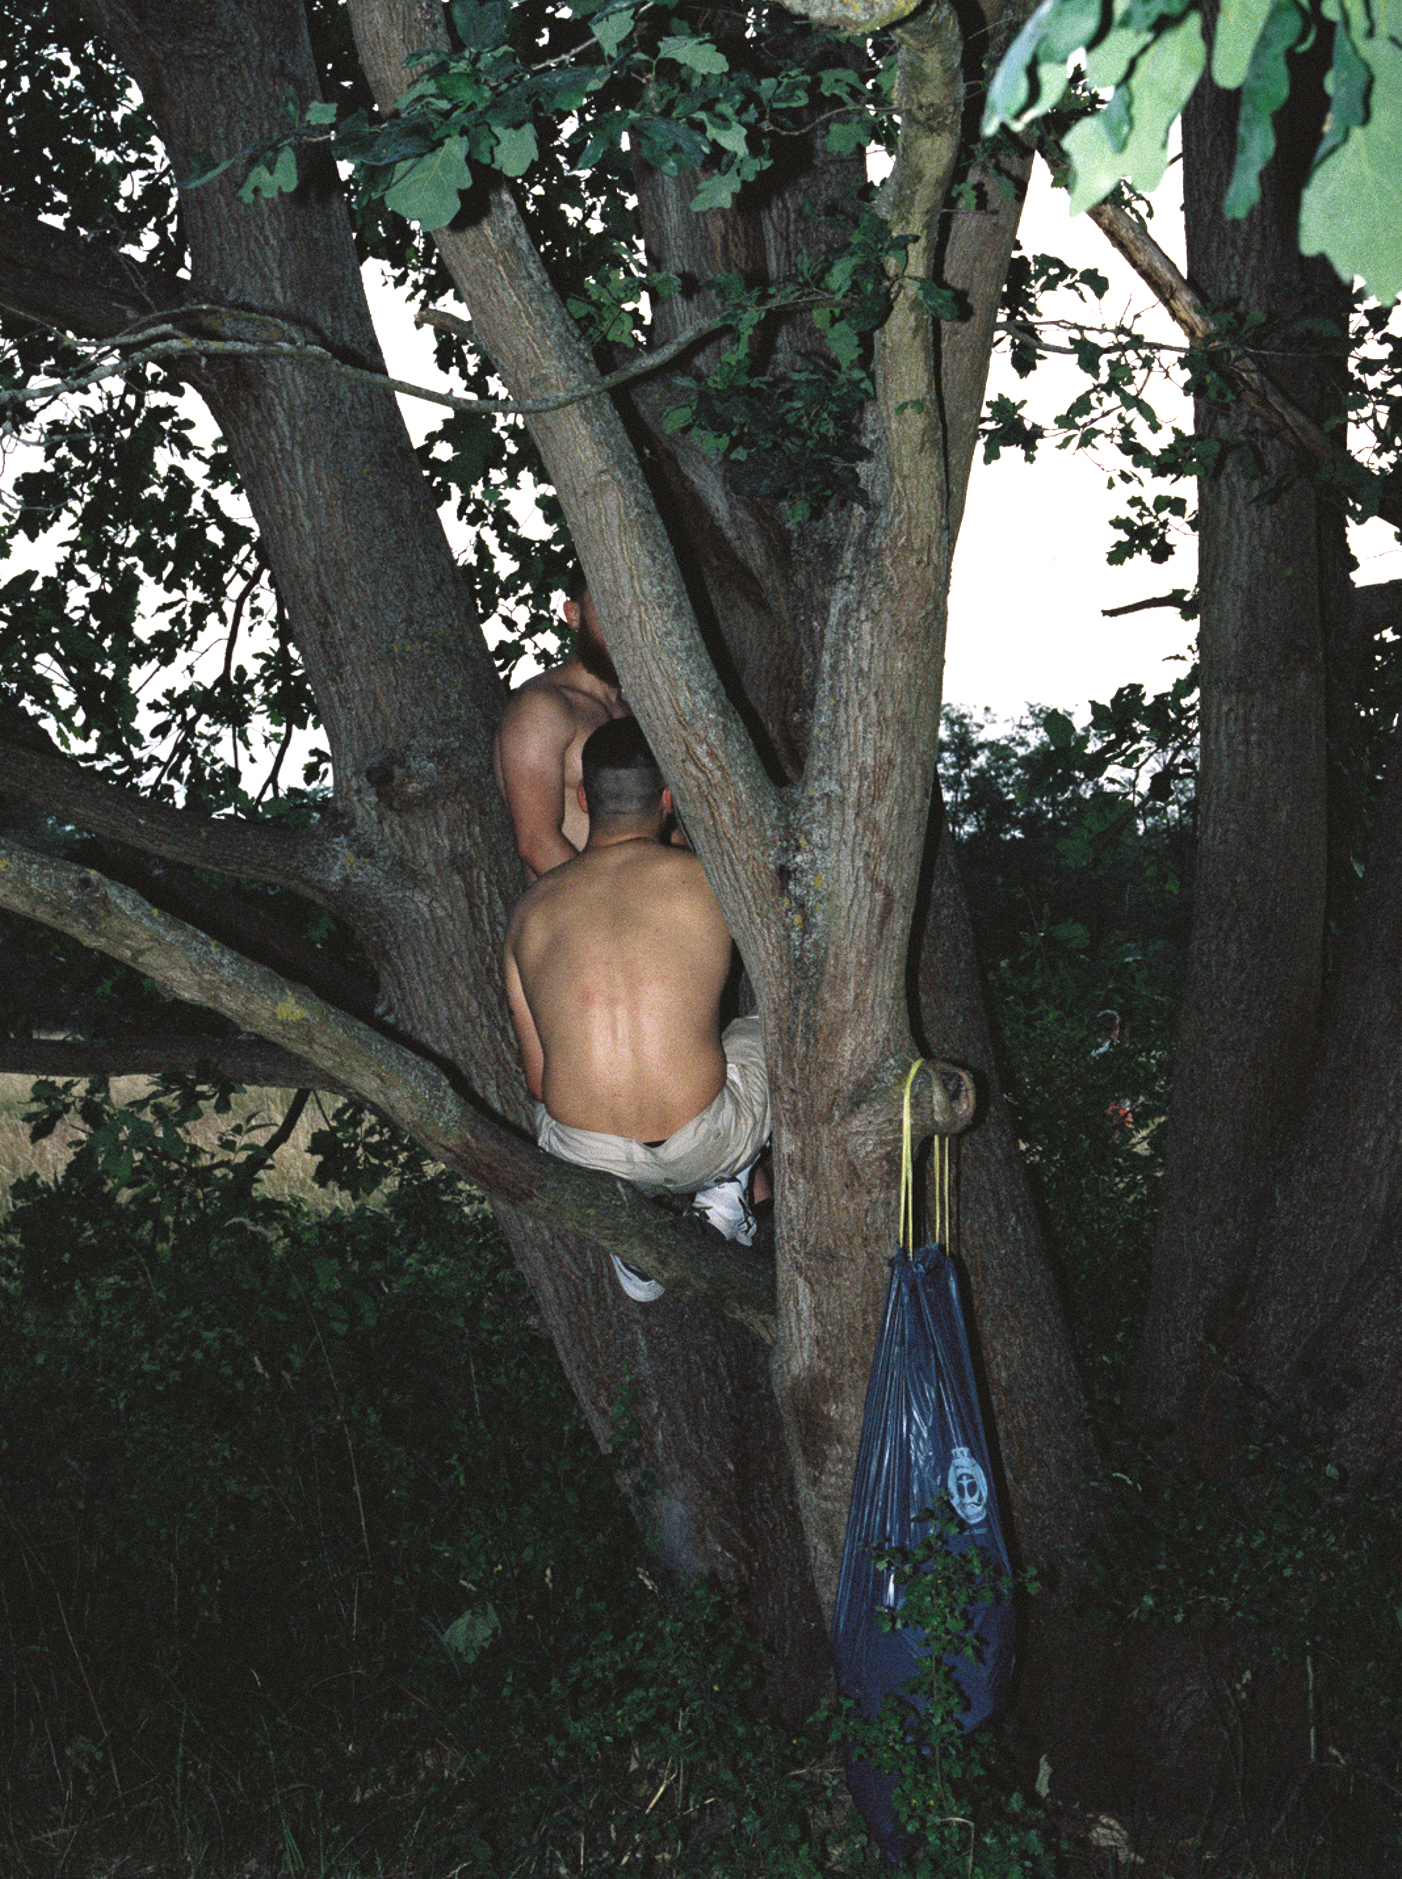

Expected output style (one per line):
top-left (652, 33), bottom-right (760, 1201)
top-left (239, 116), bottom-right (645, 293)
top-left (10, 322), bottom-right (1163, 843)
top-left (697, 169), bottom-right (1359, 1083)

top-left (492, 572), bottom-right (629, 880)
top-left (504, 719), bottom-right (769, 1296)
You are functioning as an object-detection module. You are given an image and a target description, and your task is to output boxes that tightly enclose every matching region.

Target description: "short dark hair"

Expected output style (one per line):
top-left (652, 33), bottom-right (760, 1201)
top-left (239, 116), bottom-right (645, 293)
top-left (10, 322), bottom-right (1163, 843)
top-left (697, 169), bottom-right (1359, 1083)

top-left (581, 718), bottom-right (665, 821)
top-left (564, 566), bottom-right (589, 605)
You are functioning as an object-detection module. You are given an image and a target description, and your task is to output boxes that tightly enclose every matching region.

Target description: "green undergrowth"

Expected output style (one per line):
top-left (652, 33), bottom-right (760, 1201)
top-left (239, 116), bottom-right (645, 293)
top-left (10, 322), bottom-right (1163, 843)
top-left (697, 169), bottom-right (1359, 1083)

top-left (842, 1517), bottom-right (1057, 1879)
top-left (0, 1078), bottom-right (862, 1876)
top-left (1089, 1398), bottom-right (1402, 1858)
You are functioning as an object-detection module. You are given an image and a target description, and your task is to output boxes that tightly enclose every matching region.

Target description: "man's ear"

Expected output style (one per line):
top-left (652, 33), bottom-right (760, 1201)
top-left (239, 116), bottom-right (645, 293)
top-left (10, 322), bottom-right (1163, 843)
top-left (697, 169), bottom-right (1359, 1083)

top-left (563, 599), bottom-right (581, 633)
top-left (661, 787), bottom-right (673, 816)
top-left (577, 782), bottom-right (589, 815)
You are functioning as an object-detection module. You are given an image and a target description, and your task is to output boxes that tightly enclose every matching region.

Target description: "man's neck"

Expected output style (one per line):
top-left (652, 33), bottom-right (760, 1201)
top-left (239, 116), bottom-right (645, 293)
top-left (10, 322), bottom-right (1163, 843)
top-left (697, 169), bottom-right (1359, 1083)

top-left (557, 651), bottom-right (620, 707)
top-left (585, 818), bottom-right (664, 852)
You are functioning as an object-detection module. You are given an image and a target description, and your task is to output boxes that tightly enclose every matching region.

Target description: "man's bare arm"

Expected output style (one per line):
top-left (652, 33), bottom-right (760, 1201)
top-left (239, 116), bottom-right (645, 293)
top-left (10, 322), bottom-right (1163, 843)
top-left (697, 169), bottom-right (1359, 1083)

top-left (495, 689), bottom-right (580, 877)
top-left (503, 938), bottom-right (546, 1100)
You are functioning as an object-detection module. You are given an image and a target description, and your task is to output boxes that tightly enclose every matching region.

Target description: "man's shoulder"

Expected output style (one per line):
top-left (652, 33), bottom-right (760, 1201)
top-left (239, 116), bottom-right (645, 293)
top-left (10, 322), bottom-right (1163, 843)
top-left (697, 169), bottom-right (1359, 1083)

top-left (509, 849), bottom-right (585, 920)
top-left (622, 842), bottom-right (722, 909)
top-left (498, 676), bottom-right (578, 737)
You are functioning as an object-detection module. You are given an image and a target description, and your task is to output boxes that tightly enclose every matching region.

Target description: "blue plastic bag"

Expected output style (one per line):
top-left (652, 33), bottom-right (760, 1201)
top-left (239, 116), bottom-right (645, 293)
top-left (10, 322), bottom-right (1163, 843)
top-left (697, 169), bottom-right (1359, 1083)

top-left (830, 1239), bottom-right (1015, 1864)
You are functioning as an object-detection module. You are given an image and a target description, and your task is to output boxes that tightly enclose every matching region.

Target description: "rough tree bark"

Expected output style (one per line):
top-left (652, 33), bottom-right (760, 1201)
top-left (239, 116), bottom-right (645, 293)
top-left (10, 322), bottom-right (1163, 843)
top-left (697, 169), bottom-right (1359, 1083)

top-left (1137, 7), bottom-right (1350, 1437)
top-left (1, 0), bottom-right (1094, 1726)
top-left (5, 0), bottom-right (1400, 1834)
top-left (346, 0), bottom-right (1099, 1615)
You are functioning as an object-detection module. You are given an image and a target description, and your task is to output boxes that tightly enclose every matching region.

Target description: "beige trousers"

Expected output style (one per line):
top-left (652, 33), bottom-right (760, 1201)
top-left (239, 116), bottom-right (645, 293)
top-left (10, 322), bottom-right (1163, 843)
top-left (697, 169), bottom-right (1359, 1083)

top-left (533, 1014), bottom-right (769, 1196)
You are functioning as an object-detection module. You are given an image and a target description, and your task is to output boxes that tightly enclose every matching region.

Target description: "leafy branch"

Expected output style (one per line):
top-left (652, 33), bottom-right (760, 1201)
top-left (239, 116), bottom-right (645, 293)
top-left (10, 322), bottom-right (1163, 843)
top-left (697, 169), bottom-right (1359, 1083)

top-left (186, 0), bottom-right (892, 230)
top-left (984, 0), bottom-right (1402, 305)
top-left (2, 294), bottom-right (838, 425)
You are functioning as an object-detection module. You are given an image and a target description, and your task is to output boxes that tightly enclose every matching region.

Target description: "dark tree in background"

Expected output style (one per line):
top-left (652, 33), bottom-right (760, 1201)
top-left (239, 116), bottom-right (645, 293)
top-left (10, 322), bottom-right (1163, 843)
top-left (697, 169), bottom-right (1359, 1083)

top-left (0, 0), bottom-right (1399, 1823)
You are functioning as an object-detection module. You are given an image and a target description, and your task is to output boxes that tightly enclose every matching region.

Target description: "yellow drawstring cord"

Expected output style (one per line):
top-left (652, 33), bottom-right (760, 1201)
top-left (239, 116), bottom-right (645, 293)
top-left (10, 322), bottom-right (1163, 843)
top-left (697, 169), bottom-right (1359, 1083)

top-left (900, 1059), bottom-right (952, 1257)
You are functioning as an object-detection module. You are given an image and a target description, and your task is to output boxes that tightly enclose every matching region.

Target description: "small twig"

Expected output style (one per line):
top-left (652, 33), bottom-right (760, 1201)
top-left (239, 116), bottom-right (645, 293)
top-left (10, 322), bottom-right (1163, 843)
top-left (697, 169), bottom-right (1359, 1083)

top-left (258, 1086), bottom-right (311, 1163)
top-left (3, 289), bottom-right (838, 424)
top-left (1102, 592), bottom-right (1193, 618)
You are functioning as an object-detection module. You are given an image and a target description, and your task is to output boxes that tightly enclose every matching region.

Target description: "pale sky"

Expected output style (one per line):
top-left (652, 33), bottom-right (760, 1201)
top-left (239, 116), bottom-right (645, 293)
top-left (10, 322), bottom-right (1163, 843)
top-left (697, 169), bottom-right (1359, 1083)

top-left (944, 160), bottom-right (1401, 720)
top-left (945, 160), bottom-right (1198, 720)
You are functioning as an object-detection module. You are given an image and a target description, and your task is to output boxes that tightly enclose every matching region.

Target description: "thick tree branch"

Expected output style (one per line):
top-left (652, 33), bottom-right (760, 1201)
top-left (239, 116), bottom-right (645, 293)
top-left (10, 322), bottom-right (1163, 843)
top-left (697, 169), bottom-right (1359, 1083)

top-left (876, 6), bottom-right (965, 544)
top-left (770, 0), bottom-right (922, 28)
top-left (0, 1033), bottom-right (356, 1095)
top-left (799, 3), bottom-right (965, 1053)
top-left (94, 846), bottom-right (379, 1019)
top-left (347, 0), bottom-right (789, 996)
top-left (0, 739), bottom-right (379, 907)
top-left (0, 699), bottom-right (375, 1015)
top-left (0, 209), bottom-right (184, 338)
top-left (847, 1056), bottom-right (976, 1146)
top-left (1079, 180), bottom-right (1402, 533)
top-left (0, 835), bottom-right (780, 1338)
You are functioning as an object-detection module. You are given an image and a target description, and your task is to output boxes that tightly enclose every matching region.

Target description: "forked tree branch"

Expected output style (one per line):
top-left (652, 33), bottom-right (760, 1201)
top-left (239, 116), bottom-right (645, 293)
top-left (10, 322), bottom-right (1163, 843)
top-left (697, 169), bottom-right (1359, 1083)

top-left (0, 207), bottom-right (184, 337)
top-left (347, 0), bottom-right (790, 998)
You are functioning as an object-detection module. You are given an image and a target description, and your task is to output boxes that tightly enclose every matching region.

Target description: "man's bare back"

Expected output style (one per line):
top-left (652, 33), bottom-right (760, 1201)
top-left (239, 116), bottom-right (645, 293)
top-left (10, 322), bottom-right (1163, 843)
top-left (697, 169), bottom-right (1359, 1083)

top-left (492, 586), bottom-right (627, 879)
top-left (505, 836), bottom-right (732, 1141)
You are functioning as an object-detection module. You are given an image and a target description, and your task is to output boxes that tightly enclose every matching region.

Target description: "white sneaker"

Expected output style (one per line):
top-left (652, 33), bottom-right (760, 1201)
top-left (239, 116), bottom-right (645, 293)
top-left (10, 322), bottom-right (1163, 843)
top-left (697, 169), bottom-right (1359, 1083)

top-left (611, 1254), bottom-right (666, 1302)
top-left (690, 1163), bottom-right (759, 1245)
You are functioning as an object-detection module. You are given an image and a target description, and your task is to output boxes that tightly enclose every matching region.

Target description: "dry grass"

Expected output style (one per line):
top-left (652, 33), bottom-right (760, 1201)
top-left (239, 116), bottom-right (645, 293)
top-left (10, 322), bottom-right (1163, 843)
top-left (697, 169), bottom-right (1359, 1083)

top-left (0, 1074), bottom-right (345, 1215)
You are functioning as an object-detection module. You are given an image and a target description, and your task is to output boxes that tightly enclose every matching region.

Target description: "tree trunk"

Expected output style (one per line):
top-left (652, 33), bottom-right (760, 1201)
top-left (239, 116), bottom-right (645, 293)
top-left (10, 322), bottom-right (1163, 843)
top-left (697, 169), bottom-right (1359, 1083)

top-left (1229, 725), bottom-right (1402, 1475)
top-left (1137, 6), bottom-right (1349, 1435)
top-left (26, 0), bottom-right (1114, 1716)
top-left (918, 821), bottom-right (1102, 1585)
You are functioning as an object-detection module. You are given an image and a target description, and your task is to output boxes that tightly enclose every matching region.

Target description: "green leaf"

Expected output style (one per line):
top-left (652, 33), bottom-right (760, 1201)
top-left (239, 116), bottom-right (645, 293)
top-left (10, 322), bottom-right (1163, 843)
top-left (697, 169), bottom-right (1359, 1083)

top-left (1086, 21), bottom-right (1155, 93)
top-left (304, 100), bottom-right (338, 127)
top-left (450, 0), bottom-right (511, 50)
top-left (383, 138), bottom-right (474, 229)
top-left (982, 0), bottom-right (1105, 132)
top-left (238, 143), bottom-right (298, 203)
top-left (823, 319), bottom-right (861, 367)
top-left (1211, 0), bottom-right (1277, 88)
top-left (181, 150), bottom-right (236, 189)
top-left (690, 167), bottom-right (743, 212)
top-left (700, 110), bottom-right (750, 158)
top-left (914, 279), bottom-right (961, 320)
top-left (1300, 1), bottom-right (1402, 303)
top-left (1312, 3), bottom-right (1370, 169)
top-left (591, 7), bottom-right (633, 58)
top-left (825, 117), bottom-right (870, 156)
top-left (657, 33), bottom-right (729, 75)
top-left (492, 121), bottom-right (538, 177)
top-left (1223, 0), bottom-right (1308, 217)
top-left (1066, 10), bottom-right (1207, 213)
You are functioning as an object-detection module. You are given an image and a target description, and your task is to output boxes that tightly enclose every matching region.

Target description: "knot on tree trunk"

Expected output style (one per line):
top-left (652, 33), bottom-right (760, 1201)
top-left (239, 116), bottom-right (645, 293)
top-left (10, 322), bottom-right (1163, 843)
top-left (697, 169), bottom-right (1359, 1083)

top-left (845, 1055), bottom-right (978, 1157)
top-left (912, 1056), bottom-right (976, 1135)
top-left (364, 747), bottom-right (464, 813)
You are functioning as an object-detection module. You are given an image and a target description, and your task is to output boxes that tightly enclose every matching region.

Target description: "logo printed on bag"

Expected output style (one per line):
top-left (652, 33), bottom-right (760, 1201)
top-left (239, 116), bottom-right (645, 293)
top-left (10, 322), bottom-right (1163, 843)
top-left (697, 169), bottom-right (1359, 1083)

top-left (947, 1445), bottom-right (989, 1526)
